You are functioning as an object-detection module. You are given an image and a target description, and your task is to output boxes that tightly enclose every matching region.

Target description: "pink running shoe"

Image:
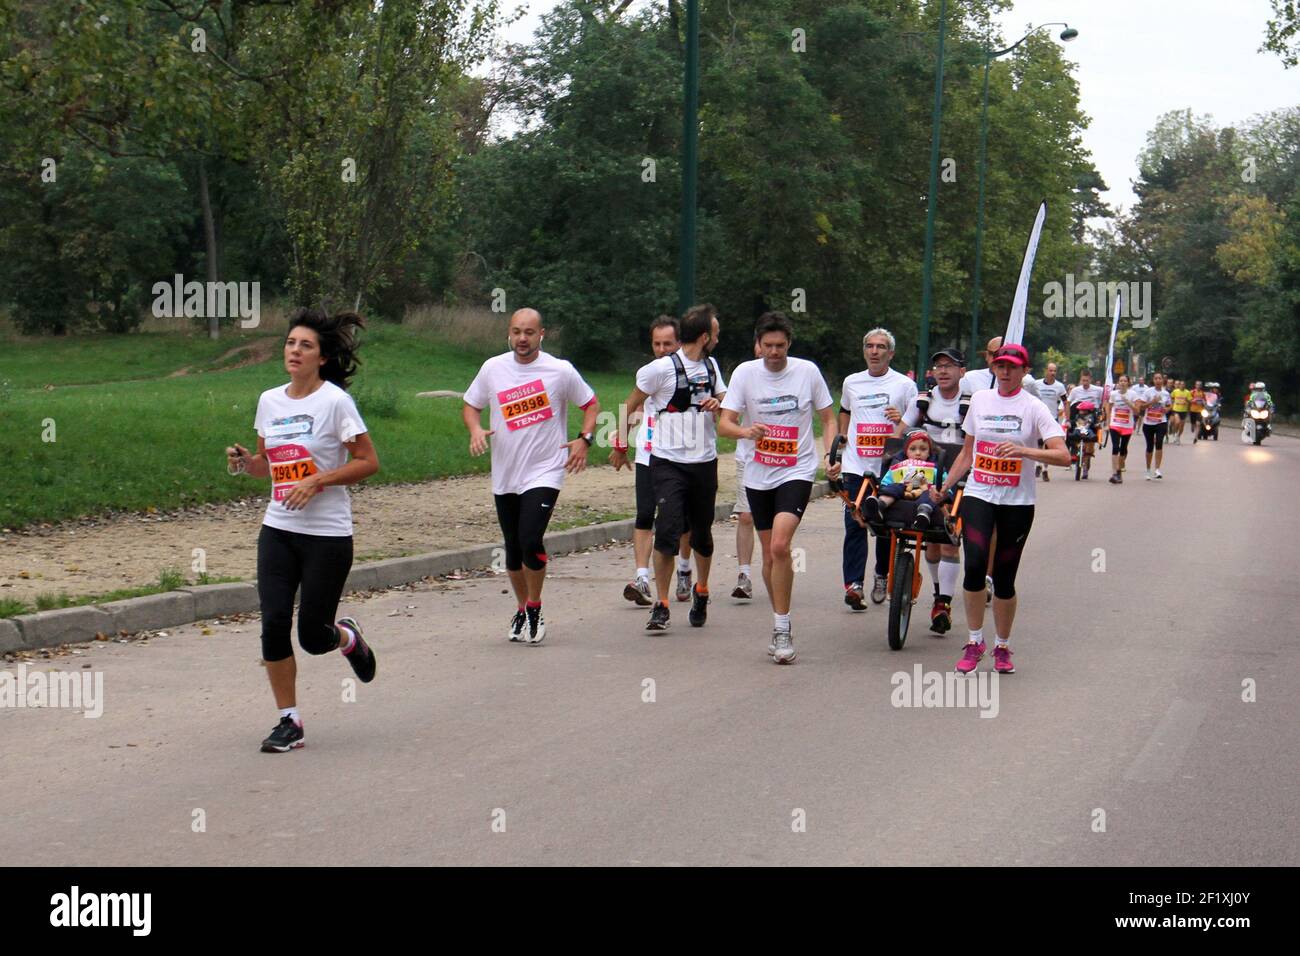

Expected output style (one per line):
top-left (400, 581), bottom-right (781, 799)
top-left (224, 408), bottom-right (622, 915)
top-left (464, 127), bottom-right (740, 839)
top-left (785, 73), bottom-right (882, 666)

top-left (955, 640), bottom-right (986, 674)
top-left (994, 645), bottom-right (1015, 674)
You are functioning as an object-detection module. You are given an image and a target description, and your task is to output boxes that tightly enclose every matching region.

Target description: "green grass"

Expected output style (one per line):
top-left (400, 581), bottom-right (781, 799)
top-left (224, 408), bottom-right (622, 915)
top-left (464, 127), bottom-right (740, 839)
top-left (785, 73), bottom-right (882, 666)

top-left (0, 324), bottom-right (688, 528)
top-left (1, 574), bottom-right (243, 619)
top-left (1, 332), bottom-right (240, 388)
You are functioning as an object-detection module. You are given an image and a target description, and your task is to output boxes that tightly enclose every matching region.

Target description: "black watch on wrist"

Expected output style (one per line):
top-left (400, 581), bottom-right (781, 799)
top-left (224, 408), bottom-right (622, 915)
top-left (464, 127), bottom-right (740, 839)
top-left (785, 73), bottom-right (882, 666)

top-left (581, 432), bottom-right (594, 447)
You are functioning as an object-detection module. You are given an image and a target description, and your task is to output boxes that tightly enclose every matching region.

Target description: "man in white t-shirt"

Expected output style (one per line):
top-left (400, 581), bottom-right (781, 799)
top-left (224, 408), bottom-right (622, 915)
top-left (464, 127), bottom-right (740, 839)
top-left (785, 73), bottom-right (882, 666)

top-left (839, 328), bottom-right (917, 609)
top-left (612, 304), bottom-right (727, 632)
top-left (1065, 368), bottom-right (1105, 479)
top-left (901, 346), bottom-right (968, 634)
top-left (720, 312), bottom-right (838, 663)
top-left (616, 315), bottom-right (697, 608)
top-left (961, 336), bottom-right (1040, 398)
top-left (1033, 361), bottom-right (1068, 482)
top-left (463, 308), bottom-right (600, 646)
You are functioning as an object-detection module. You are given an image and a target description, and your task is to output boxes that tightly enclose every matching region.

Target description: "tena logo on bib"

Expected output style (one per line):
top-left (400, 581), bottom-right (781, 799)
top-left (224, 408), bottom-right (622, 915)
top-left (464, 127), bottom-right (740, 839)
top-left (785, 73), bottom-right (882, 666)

top-left (498, 379), bottom-right (552, 431)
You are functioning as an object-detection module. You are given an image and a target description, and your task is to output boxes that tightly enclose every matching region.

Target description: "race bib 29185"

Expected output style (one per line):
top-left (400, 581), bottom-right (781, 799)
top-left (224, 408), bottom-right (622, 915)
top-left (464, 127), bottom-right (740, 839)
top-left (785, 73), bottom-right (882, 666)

top-left (973, 439), bottom-right (1022, 487)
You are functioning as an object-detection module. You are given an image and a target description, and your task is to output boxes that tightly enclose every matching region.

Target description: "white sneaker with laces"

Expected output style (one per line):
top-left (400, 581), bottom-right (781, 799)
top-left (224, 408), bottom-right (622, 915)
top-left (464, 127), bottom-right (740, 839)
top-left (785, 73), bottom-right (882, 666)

top-left (772, 629), bottom-right (796, 664)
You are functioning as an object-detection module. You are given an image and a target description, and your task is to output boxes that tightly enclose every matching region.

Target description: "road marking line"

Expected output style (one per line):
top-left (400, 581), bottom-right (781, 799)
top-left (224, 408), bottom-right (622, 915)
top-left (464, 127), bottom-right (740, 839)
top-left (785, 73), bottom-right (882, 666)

top-left (1122, 697), bottom-right (1208, 783)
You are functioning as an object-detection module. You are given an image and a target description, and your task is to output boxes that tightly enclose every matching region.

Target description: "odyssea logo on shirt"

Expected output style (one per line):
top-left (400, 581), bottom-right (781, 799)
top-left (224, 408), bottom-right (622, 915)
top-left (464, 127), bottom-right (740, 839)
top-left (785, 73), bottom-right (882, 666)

top-left (50, 886), bottom-right (151, 936)
top-left (756, 394), bottom-right (800, 417)
top-left (976, 413), bottom-right (1023, 435)
top-left (891, 665), bottom-right (999, 718)
top-left (856, 391), bottom-right (890, 412)
top-left (0, 664), bottom-right (104, 718)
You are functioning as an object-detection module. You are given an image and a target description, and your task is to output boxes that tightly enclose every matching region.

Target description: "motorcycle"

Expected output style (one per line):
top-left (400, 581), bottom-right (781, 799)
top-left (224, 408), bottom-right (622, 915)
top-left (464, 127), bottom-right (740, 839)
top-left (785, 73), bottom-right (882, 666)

top-left (1242, 398), bottom-right (1272, 445)
top-left (1198, 402), bottom-right (1221, 441)
top-left (1065, 402), bottom-right (1101, 480)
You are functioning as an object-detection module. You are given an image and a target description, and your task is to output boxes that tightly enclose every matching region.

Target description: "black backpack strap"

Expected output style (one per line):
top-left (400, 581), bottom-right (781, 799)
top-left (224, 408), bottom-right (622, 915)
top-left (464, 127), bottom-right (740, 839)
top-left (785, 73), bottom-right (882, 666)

top-left (663, 352), bottom-right (689, 412)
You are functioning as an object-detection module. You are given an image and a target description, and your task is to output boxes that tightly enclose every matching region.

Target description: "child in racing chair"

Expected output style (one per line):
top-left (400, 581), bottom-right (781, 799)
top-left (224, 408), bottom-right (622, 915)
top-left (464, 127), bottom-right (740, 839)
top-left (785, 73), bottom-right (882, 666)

top-left (859, 429), bottom-right (954, 532)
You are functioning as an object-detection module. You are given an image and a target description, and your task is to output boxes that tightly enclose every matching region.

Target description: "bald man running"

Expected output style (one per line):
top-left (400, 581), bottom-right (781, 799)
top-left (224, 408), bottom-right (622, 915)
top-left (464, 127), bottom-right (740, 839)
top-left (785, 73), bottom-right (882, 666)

top-left (463, 308), bottom-right (600, 645)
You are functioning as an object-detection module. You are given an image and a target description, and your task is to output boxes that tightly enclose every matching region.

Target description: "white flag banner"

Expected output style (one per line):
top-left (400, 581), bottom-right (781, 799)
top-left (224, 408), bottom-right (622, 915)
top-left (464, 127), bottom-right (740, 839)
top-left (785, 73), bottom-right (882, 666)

top-left (1104, 290), bottom-right (1123, 393)
top-left (1003, 200), bottom-right (1047, 347)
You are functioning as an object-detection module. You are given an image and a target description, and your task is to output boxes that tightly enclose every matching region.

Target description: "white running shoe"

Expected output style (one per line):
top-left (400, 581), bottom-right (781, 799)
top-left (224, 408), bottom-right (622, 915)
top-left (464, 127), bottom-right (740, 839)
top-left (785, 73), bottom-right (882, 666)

top-left (1155, 469), bottom-right (1163, 479)
top-left (1145, 470), bottom-right (1153, 481)
top-left (772, 629), bottom-right (796, 664)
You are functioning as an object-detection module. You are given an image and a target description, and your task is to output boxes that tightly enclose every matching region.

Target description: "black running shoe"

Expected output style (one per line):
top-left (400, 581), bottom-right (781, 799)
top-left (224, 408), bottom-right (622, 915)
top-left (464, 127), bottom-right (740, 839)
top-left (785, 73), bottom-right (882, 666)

top-left (261, 716), bottom-right (304, 753)
top-left (688, 585), bottom-right (709, 627)
top-left (338, 617), bottom-right (376, 683)
top-left (861, 496), bottom-right (882, 523)
top-left (508, 609), bottom-right (526, 642)
top-left (646, 602), bottom-right (670, 631)
top-left (913, 502), bottom-right (933, 530)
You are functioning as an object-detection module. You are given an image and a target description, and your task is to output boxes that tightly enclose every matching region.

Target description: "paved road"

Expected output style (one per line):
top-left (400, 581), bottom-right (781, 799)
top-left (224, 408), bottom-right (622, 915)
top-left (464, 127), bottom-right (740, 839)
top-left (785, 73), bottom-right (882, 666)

top-left (3, 434), bottom-right (1297, 865)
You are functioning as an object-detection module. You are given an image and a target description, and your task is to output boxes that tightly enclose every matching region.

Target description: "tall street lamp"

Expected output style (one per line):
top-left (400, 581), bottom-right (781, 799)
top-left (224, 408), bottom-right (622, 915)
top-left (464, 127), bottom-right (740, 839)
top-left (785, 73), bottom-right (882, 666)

top-left (917, 0), bottom-right (949, 376)
top-left (677, 0), bottom-right (701, 316)
top-left (970, 22), bottom-right (1078, 352)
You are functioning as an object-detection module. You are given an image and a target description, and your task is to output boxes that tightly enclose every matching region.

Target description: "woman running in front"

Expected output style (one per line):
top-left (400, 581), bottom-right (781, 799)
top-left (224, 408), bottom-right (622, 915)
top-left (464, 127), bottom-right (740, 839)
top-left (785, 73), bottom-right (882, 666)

top-left (937, 344), bottom-right (1068, 674)
top-left (226, 308), bottom-right (380, 753)
top-left (1104, 374), bottom-right (1138, 484)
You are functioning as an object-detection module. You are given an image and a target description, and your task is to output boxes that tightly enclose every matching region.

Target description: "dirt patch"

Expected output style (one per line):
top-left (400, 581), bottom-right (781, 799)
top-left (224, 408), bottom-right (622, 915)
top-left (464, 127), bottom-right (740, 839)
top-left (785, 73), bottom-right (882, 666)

top-left (168, 336), bottom-right (279, 377)
top-left (1, 458), bottom-right (741, 606)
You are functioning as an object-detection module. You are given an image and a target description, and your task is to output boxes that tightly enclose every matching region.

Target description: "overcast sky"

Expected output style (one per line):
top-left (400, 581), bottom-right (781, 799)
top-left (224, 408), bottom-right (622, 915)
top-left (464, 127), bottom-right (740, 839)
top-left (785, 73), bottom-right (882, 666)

top-left (495, 0), bottom-right (1298, 216)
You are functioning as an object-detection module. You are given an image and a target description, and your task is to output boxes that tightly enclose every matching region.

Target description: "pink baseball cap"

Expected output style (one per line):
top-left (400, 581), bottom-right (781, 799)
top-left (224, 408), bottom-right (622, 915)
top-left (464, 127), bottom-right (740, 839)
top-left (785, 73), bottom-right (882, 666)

top-left (991, 343), bottom-right (1030, 367)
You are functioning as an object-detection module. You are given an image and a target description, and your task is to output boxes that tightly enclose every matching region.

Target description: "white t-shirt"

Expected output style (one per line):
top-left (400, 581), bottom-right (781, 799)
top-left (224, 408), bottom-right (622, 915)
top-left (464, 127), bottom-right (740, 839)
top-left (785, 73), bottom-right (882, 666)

top-left (464, 351), bottom-right (596, 496)
top-left (839, 367), bottom-right (918, 477)
top-left (1142, 388), bottom-right (1171, 425)
top-left (634, 351), bottom-right (726, 464)
top-left (1067, 384), bottom-right (1104, 408)
top-left (962, 368), bottom-right (1040, 398)
top-left (721, 358), bottom-right (833, 490)
top-left (960, 387), bottom-right (1065, 507)
top-left (634, 396), bottom-right (657, 468)
top-left (1106, 387), bottom-right (1138, 433)
top-left (902, 387), bottom-right (967, 444)
top-left (1035, 379), bottom-right (1067, 417)
top-left (254, 381), bottom-right (368, 537)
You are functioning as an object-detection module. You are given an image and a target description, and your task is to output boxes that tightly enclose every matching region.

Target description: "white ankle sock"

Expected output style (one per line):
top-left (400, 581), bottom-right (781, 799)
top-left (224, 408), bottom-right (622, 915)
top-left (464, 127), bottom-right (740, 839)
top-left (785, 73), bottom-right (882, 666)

top-left (774, 613), bottom-right (791, 632)
top-left (738, 564), bottom-right (751, 577)
top-left (636, 567), bottom-right (649, 582)
top-left (677, 557), bottom-right (691, 572)
top-left (280, 706), bottom-right (301, 724)
top-left (337, 622), bottom-right (356, 653)
top-left (968, 628), bottom-right (983, 645)
top-left (995, 635), bottom-right (1010, 648)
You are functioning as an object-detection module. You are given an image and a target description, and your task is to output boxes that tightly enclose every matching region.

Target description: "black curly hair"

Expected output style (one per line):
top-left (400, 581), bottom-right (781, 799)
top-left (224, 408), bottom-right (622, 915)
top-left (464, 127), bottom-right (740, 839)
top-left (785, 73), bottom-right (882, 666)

top-left (285, 307), bottom-right (365, 390)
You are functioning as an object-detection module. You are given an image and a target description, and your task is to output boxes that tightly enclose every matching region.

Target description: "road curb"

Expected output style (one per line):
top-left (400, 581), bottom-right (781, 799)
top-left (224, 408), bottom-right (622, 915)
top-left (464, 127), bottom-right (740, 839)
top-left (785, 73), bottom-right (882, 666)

top-left (3, 481), bottom-right (832, 652)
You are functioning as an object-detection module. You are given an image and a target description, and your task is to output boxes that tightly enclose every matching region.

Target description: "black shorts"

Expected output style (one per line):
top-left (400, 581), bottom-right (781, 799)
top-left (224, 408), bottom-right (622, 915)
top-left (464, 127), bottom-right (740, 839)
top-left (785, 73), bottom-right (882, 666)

top-left (747, 480), bottom-right (813, 532)
top-left (649, 456), bottom-right (716, 557)
top-left (634, 462), bottom-right (655, 530)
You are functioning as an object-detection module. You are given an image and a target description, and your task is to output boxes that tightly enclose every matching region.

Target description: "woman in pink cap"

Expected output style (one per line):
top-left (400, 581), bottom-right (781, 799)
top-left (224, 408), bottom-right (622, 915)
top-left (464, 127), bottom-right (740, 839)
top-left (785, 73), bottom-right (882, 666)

top-left (937, 344), bottom-right (1069, 675)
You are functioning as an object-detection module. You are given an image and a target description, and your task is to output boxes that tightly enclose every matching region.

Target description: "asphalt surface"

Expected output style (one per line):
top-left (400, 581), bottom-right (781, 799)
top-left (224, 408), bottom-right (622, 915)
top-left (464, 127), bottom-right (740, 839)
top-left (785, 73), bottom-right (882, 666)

top-left (3, 432), bottom-right (1297, 866)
